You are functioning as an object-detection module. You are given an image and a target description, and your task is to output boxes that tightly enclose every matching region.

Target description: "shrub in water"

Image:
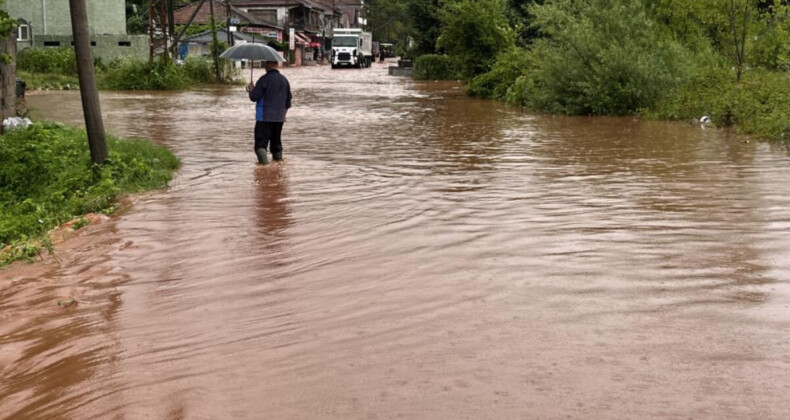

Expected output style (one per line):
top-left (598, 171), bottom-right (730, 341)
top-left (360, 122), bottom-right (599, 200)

top-left (651, 66), bottom-right (790, 142)
top-left (468, 48), bottom-right (528, 100)
top-left (101, 58), bottom-right (190, 90)
top-left (413, 54), bottom-right (456, 80)
top-left (101, 56), bottom-right (239, 89)
top-left (182, 57), bottom-right (214, 84)
top-left (510, 0), bottom-right (691, 115)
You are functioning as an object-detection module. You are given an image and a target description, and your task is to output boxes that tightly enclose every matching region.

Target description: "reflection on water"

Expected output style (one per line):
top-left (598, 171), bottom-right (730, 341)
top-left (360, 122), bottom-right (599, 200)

top-left (2, 62), bottom-right (790, 419)
top-left (254, 164), bottom-right (292, 267)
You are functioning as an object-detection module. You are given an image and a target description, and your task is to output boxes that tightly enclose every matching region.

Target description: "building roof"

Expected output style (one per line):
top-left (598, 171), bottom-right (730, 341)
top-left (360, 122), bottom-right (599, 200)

top-left (181, 28), bottom-right (257, 44)
top-left (229, 0), bottom-right (336, 12)
top-left (314, 0), bottom-right (364, 26)
top-left (174, 0), bottom-right (283, 29)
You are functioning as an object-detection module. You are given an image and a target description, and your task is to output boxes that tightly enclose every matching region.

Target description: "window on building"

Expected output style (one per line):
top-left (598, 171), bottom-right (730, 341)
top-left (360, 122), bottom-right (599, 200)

top-left (16, 20), bottom-right (30, 42)
top-left (43, 41), bottom-right (61, 47)
top-left (118, 41), bottom-right (132, 47)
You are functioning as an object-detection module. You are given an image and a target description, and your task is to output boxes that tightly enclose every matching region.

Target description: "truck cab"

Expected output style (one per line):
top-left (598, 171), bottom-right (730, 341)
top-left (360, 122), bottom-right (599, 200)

top-left (331, 28), bottom-right (373, 69)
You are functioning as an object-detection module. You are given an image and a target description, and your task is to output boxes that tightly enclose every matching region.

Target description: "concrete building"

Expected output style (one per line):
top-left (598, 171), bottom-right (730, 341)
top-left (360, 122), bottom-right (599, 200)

top-left (179, 29), bottom-right (286, 70)
top-left (174, 0), bottom-right (284, 42)
top-left (180, 29), bottom-right (255, 59)
top-left (3, 0), bottom-right (148, 62)
top-left (228, 0), bottom-right (339, 66)
top-left (325, 0), bottom-right (365, 28)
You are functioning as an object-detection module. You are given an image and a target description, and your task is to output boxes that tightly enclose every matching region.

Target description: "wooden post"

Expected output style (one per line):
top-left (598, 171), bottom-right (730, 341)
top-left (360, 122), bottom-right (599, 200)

top-left (69, 0), bottom-right (108, 164)
top-left (226, 0), bottom-right (234, 46)
top-left (148, 0), bottom-right (155, 64)
top-left (209, 0), bottom-right (222, 81)
top-left (0, 36), bottom-right (17, 130)
top-left (161, 0), bottom-right (169, 64)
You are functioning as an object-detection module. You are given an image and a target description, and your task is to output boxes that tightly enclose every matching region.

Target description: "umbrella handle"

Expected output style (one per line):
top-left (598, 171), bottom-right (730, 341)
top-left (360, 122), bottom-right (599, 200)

top-left (251, 36), bottom-right (255, 84)
top-left (252, 37), bottom-right (256, 83)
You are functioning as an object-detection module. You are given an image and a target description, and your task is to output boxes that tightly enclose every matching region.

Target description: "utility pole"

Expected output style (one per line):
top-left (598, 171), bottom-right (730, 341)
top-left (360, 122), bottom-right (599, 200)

top-left (226, 0), bottom-right (234, 46)
top-left (0, 34), bottom-right (17, 129)
top-left (149, 0), bottom-right (173, 65)
top-left (209, 0), bottom-right (221, 81)
top-left (68, 0), bottom-right (107, 164)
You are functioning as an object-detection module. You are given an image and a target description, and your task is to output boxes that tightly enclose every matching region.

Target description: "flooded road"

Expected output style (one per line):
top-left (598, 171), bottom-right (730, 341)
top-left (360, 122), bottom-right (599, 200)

top-left (3, 62), bottom-right (790, 419)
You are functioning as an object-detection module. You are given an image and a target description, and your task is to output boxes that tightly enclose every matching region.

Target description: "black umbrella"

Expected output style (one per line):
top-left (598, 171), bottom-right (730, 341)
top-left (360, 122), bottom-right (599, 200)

top-left (219, 41), bottom-right (285, 82)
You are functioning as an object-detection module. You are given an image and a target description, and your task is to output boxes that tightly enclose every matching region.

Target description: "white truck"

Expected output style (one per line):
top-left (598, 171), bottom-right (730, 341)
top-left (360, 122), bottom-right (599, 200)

top-left (331, 28), bottom-right (373, 69)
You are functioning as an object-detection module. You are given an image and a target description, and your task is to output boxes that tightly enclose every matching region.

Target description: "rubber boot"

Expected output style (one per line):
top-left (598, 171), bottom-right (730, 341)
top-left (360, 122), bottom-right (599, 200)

top-left (255, 148), bottom-right (269, 164)
top-left (272, 151), bottom-right (283, 161)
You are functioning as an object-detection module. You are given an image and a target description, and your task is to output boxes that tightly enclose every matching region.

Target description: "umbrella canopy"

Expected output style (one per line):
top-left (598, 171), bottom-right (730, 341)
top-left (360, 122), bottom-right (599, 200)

top-left (220, 43), bottom-right (285, 62)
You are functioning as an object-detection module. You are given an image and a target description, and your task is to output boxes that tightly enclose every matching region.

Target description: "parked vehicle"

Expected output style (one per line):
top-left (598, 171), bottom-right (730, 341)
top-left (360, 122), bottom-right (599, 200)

top-left (379, 43), bottom-right (396, 58)
top-left (331, 28), bottom-right (373, 69)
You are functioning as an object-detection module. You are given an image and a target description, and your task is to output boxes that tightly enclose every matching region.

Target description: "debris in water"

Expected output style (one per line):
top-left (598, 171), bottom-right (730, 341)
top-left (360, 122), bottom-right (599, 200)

top-left (58, 299), bottom-right (77, 308)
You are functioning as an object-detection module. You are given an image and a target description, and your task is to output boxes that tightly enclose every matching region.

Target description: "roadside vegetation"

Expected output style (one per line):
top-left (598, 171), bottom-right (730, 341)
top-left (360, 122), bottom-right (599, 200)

top-left (366, 0), bottom-right (790, 143)
top-left (16, 47), bottom-right (237, 91)
top-left (100, 56), bottom-right (235, 90)
top-left (0, 123), bottom-right (180, 266)
top-left (1, 0), bottom-right (180, 266)
top-left (16, 47), bottom-right (79, 90)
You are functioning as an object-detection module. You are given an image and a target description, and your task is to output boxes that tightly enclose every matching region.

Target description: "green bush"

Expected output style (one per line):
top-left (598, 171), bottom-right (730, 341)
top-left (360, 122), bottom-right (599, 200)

top-left (650, 67), bottom-right (790, 142)
top-left (127, 14), bottom-right (144, 35)
top-left (0, 123), bottom-right (179, 264)
top-left (749, 5), bottom-right (790, 72)
top-left (182, 57), bottom-right (215, 84)
top-left (17, 47), bottom-right (77, 75)
top-left (100, 56), bottom-right (239, 90)
top-left (413, 54), bottom-right (456, 80)
top-left (99, 55), bottom-right (239, 90)
top-left (648, 65), bottom-right (734, 122)
top-left (101, 58), bottom-right (191, 90)
top-left (468, 48), bottom-right (528, 100)
top-left (508, 0), bottom-right (691, 115)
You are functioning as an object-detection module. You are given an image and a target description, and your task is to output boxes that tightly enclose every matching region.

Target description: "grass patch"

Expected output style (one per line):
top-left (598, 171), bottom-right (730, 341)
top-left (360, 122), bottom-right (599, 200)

top-left (15, 47), bottom-right (238, 92)
top-left (17, 47), bottom-right (77, 75)
top-left (100, 58), bottom-right (190, 90)
top-left (100, 57), bottom-right (237, 91)
top-left (17, 70), bottom-right (79, 91)
top-left (0, 123), bottom-right (180, 266)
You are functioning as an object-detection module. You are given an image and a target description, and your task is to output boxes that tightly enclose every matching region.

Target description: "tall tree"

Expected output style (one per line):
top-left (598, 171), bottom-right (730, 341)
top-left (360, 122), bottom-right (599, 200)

top-left (437, 0), bottom-right (515, 79)
top-left (505, 0), bottom-right (544, 45)
top-left (729, 0), bottom-right (751, 81)
top-left (365, 0), bottom-right (410, 45)
top-left (407, 0), bottom-right (442, 56)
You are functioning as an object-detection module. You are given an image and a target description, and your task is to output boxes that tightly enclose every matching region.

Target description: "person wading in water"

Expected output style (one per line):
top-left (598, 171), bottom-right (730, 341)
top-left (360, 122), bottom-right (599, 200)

top-left (247, 61), bottom-right (292, 164)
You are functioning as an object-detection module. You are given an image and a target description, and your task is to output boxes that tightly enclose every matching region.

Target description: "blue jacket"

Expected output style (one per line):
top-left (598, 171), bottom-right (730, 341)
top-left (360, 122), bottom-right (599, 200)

top-left (249, 69), bottom-right (292, 122)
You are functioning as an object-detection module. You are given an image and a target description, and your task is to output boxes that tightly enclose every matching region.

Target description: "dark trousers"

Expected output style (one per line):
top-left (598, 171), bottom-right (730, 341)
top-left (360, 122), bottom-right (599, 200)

top-left (254, 121), bottom-right (284, 153)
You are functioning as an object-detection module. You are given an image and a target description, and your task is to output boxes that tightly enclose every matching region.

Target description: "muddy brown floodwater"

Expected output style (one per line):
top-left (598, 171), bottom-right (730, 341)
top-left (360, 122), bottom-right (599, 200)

top-left (3, 62), bottom-right (790, 419)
